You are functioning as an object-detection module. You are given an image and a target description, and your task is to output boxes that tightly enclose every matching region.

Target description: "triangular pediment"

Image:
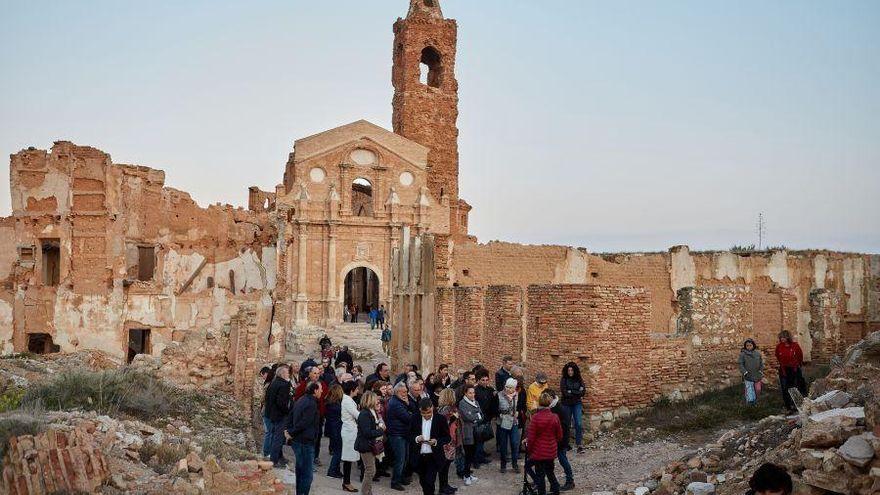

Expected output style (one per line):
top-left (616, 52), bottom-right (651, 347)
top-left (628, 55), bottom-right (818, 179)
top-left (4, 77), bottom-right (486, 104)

top-left (293, 120), bottom-right (429, 169)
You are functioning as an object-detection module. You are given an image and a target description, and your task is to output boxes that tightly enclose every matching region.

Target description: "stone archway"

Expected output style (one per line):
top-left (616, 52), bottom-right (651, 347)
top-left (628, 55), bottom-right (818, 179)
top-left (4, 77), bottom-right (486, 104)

top-left (343, 266), bottom-right (380, 322)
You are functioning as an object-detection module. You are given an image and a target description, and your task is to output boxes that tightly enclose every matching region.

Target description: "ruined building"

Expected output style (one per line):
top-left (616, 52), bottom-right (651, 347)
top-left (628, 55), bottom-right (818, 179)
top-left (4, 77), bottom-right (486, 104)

top-left (1, 0), bottom-right (878, 426)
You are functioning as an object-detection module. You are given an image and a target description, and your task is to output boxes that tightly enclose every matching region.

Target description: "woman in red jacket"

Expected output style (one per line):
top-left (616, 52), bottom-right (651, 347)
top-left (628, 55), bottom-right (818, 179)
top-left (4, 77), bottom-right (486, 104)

top-left (526, 391), bottom-right (563, 495)
top-left (774, 330), bottom-right (806, 413)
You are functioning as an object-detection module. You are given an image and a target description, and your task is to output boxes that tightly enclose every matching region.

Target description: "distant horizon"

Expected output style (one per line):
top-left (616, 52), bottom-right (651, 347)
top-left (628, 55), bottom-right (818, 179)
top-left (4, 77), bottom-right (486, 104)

top-left (2, 1), bottom-right (878, 253)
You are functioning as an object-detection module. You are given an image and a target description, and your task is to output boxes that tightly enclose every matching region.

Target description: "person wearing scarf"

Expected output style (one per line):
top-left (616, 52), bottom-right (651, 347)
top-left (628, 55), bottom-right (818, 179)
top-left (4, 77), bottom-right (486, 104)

top-left (497, 377), bottom-right (522, 474)
top-left (457, 384), bottom-right (483, 486)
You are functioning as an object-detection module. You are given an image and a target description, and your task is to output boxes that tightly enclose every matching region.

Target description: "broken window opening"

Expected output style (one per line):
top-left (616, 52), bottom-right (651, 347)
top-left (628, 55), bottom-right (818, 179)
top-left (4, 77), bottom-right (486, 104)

top-left (127, 328), bottom-right (151, 364)
top-left (27, 333), bottom-right (59, 354)
top-left (41, 239), bottom-right (60, 286)
top-left (351, 178), bottom-right (374, 217)
top-left (419, 46), bottom-right (442, 88)
top-left (137, 246), bottom-right (155, 281)
top-left (423, 0), bottom-right (435, 6)
top-left (18, 245), bottom-right (35, 263)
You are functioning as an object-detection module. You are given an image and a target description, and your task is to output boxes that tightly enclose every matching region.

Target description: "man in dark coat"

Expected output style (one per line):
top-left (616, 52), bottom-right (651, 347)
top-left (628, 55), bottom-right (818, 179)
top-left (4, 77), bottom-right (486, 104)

top-left (549, 390), bottom-right (575, 491)
top-left (410, 398), bottom-right (451, 495)
top-left (387, 381), bottom-right (413, 490)
top-left (299, 355), bottom-right (318, 381)
top-left (495, 356), bottom-right (514, 392)
top-left (335, 346), bottom-right (354, 372)
top-left (286, 382), bottom-right (321, 495)
top-left (474, 370), bottom-right (496, 465)
top-left (264, 364), bottom-right (292, 467)
top-left (365, 362), bottom-right (391, 391)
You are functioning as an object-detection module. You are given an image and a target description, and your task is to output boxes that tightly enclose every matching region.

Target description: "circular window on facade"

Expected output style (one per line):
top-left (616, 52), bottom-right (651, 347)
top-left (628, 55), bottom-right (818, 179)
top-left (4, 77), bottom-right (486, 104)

top-left (309, 167), bottom-right (326, 183)
top-left (399, 171), bottom-right (414, 187)
top-left (350, 149), bottom-right (377, 166)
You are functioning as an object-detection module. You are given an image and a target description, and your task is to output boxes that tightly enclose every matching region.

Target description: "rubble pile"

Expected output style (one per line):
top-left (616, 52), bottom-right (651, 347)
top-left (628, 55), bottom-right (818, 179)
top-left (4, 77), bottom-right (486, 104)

top-left (624, 332), bottom-right (880, 495)
top-left (0, 351), bottom-right (287, 494)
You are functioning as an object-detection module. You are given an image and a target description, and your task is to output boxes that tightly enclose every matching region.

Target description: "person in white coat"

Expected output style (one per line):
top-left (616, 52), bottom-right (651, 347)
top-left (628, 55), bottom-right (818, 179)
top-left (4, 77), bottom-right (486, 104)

top-left (340, 380), bottom-right (361, 492)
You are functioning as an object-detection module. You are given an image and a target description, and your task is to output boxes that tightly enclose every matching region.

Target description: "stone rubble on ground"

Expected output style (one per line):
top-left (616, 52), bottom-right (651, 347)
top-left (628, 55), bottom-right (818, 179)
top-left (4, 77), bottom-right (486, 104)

top-left (0, 351), bottom-right (290, 495)
top-left (627, 331), bottom-right (880, 495)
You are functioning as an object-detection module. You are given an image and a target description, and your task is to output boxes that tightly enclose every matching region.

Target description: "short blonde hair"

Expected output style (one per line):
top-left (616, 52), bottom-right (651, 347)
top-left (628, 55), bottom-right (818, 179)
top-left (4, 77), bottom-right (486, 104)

top-left (438, 388), bottom-right (457, 408)
top-left (360, 391), bottom-right (378, 411)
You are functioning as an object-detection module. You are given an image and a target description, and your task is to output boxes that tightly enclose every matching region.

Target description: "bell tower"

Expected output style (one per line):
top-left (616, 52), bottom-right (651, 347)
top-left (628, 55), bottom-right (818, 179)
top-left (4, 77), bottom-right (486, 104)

top-left (392, 0), bottom-right (466, 237)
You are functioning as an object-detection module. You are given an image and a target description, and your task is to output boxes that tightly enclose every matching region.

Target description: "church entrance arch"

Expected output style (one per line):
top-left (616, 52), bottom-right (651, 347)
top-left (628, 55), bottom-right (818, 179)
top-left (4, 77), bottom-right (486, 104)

top-left (343, 266), bottom-right (380, 323)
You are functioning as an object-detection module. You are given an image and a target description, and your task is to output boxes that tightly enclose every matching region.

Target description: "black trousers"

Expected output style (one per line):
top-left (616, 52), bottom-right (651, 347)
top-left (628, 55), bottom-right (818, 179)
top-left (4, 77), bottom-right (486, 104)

top-left (439, 458), bottom-right (452, 490)
top-left (418, 454), bottom-right (439, 495)
top-left (534, 459), bottom-right (560, 495)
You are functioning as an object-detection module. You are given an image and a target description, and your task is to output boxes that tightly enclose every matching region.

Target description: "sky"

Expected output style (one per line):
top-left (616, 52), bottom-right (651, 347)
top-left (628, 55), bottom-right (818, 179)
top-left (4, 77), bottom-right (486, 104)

top-left (1, 0), bottom-right (878, 253)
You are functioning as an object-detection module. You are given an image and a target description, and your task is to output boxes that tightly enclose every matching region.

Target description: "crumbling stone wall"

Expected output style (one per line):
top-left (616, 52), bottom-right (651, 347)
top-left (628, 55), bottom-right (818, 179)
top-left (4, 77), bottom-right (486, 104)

top-left (430, 277), bottom-right (868, 425)
top-left (450, 243), bottom-right (879, 364)
top-left (1, 142), bottom-right (278, 369)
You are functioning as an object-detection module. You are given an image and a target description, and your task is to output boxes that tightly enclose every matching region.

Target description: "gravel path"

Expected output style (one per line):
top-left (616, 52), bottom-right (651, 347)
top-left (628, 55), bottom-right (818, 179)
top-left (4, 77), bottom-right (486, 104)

top-left (274, 431), bottom-right (701, 495)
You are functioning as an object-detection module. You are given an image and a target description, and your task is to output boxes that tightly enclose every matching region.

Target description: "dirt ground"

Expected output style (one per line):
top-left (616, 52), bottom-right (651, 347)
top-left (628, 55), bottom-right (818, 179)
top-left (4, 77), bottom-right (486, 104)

top-left (274, 429), bottom-right (712, 495)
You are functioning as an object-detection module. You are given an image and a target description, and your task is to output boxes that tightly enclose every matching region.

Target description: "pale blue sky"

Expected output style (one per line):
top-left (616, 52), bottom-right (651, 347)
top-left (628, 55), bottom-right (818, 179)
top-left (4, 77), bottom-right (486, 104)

top-left (1, 1), bottom-right (878, 252)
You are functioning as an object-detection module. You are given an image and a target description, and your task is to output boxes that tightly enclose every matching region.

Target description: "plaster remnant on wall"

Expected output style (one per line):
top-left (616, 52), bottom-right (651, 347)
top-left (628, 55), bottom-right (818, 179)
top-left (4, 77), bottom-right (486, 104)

top-left (670, 245), bottom-right (696, 292)
top-left (843, 257), bottom-right (865, 314)
top-left (813, 254), bottom-right (828, 290)
top-left (554, 248), bottom-right (588, 283)
top-left (714, 252), bottom-right (741, 282)
top-left (0, 300), bottom-right (13, 354)
top-left (768, 250), bottom-right (791, 288)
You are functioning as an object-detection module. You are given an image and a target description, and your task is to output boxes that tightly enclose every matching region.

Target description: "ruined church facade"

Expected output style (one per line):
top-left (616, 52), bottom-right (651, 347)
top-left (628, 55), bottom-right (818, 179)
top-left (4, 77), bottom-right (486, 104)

top-left (1, 0), bottom-right (878, 425)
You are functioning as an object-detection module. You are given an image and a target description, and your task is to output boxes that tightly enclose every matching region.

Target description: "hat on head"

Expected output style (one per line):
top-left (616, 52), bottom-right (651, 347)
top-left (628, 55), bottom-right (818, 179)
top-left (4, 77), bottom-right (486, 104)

top-left (535, 372), bottom-right (548, 384)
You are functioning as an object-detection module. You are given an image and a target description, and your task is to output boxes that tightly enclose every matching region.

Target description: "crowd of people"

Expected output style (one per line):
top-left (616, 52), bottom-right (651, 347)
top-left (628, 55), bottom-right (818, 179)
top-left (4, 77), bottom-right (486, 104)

top-left (737, 330), bottom-right (807, 413)
top-left (259, 342), bottom-right (587, 495)
top-left (260, 329), bottom-right (806, 495)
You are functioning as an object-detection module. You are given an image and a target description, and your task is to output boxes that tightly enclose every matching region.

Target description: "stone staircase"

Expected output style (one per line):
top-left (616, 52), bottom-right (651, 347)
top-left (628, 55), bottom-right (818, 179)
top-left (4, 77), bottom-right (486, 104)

top-left (284, 322), bottom-right (388, 370)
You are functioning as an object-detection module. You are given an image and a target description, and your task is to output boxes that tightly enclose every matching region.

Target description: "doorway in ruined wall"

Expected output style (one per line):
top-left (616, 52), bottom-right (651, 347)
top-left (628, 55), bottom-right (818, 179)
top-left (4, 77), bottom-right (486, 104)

top-left (27, 333), bottom-right (60, 354)
top-left (127, 328), bottom-right (151, 364)
top-left (344, 267), bottom-right (379, 323)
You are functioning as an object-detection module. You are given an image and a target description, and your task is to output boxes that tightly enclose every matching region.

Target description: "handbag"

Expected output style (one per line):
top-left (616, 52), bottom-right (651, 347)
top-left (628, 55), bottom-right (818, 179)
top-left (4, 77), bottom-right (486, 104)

top-left (371, 437), bottom-right (385, 456)
top-left (443, 441), bottom-right (456, 461)
top-left (474, 421), bottom-right (494, 442)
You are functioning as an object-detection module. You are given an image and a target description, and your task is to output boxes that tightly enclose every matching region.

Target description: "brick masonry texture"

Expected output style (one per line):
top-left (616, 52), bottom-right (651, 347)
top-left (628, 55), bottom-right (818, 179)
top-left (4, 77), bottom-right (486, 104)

top-left (2, 426), bottom-right (110, 495)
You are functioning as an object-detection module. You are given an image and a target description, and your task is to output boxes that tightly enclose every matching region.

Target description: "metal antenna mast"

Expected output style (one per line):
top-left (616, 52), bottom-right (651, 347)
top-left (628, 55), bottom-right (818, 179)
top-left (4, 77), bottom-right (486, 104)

top-left (756, 213), bottom-right (766, 250)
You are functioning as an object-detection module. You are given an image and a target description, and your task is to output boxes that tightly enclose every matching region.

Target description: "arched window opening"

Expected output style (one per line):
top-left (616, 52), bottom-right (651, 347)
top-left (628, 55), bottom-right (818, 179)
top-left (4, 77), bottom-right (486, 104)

top-left (351, 178), bottom-right (373, 217)
top-left (423, 0), bottom-right (435, 6)
top-left (419, 46), bottom-right (442, 88)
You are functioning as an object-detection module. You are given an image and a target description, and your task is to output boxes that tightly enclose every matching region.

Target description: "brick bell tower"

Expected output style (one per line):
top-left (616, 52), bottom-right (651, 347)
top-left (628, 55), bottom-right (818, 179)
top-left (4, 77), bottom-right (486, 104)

top-left (392, 0), bottom-right (468, 239)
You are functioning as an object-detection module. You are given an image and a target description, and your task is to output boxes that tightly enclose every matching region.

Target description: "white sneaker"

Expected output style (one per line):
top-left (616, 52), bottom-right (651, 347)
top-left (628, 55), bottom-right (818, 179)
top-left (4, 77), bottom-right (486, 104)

top-left (470, 475), bottom-right (479, 482)
top-left (464, 476), bottom-right (474, 486)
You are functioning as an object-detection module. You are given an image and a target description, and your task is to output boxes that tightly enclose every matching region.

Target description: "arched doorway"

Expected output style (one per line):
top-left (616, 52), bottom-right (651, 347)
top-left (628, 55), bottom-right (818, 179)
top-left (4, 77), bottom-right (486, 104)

top-left (344, 267), bottom-right (379, 322)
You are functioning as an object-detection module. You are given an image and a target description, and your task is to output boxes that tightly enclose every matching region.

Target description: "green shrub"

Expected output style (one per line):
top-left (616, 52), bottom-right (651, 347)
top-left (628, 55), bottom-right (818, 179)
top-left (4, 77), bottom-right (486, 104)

top-left (21, 369), bottom-right (198, 421)
top-left (0, 387), bottom-right (25, 413)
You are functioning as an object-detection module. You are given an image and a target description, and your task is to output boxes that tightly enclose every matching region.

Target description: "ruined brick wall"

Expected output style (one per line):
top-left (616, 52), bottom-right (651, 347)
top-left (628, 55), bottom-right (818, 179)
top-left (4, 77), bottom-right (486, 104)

top-left (452, 286), bottom-right (484, 366)
top-left (2, 142), bottom-right (277, 366)
top-left (483, 285), bottom-right (525, 365)
top-left (588, 253), bottom-right (676, 334)
top-left (526, 285), bottom-right (654, 414)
